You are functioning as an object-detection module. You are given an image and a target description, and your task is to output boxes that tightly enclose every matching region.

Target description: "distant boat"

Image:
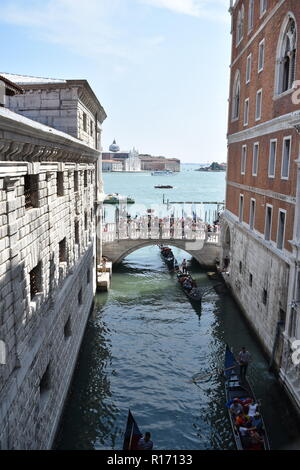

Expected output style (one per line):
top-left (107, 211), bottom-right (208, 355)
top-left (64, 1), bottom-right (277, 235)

top-left (154, 185), bottom-right (173, 189)
top-left (103, 193), bottom-right (135, 204)
top-left (123, 410), bottom-right (143, 450)
top-left (151, 170), bottom-right (174, 176)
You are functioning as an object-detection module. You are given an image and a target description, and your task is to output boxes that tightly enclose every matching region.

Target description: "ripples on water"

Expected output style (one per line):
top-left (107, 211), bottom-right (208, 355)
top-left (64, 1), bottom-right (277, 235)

top-left (55, 246), bottom-right (300, 451)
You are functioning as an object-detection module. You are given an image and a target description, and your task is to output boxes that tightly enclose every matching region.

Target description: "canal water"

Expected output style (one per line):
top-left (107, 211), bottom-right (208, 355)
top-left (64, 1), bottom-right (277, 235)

top-left (55, 167), bottom-right (300, 450)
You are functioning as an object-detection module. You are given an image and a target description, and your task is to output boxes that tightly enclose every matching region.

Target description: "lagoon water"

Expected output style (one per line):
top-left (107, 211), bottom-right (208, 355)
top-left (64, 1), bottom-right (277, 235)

top-left (55, 166), bottom-right (300, 450)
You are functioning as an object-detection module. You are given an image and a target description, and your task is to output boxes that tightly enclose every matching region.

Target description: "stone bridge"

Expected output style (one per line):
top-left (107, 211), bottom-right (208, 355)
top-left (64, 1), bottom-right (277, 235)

top-left (102, 219), bottom-right (221, 267)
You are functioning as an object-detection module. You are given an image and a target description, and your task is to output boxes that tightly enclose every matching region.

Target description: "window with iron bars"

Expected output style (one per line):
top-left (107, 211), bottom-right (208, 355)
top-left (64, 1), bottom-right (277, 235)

top-left (24, 174), bottom-right (39, 209)
top-left (30, 262), bottom-right (42, 300)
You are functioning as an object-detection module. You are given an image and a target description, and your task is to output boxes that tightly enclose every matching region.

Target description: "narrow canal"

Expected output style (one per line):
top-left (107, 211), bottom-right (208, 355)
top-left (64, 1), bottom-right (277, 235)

top-left (55, 246), bottom-right (300, 450)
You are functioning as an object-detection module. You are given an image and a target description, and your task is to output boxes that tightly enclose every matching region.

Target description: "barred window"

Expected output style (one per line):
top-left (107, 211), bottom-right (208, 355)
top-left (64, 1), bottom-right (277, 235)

top-left (24, 174), bottom-right (39, 209)
top-left (74, 171), bottom-right (79, 192)
top-left (30, 262), bottom-right (42, 300)
top-left (57, 172), bottom-right (64, 197)
top-left (59, 238), bottom-right (67, 263)
top-left (75, 220), bottom-right (80, 245)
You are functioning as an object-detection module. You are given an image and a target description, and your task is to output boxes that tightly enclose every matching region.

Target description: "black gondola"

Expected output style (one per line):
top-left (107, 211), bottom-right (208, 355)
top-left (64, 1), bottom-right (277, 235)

top-left (224, 346), bottom-right (270, 450)
top-left (123, 410), bottom-right (143, 450)
top-left (159, 245), bottom-right (175, 269)
top-left (176, 271), bottom-right (203, 303)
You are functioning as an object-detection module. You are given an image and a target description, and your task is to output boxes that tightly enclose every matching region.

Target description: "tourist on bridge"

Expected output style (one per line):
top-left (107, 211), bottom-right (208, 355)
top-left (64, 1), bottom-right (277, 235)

top-left (238, 347), bottom-right (252, 379)
top-left (138, 432), bottom-right (153, 450)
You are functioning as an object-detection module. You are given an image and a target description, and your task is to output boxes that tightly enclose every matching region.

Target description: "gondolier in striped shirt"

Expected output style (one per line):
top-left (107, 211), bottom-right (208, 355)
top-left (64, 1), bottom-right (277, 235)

top-left (238, 347), bottom-right (252, 379)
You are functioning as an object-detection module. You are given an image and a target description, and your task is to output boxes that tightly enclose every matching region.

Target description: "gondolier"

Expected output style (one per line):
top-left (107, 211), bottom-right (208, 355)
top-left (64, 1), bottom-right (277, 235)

top-left (238, 347), bottom-right (252, 379)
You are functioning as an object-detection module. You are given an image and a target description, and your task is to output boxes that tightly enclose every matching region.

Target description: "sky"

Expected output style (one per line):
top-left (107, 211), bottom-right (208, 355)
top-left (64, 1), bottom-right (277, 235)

top-left (0, 0), bottom-right (231, 163)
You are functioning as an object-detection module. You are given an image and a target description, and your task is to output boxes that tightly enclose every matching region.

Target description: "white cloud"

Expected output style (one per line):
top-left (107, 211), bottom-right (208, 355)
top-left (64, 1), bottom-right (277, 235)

top-left (0, 0), bottom-right (165, 64)
top-left (140, 0), bottom-right (229, 22)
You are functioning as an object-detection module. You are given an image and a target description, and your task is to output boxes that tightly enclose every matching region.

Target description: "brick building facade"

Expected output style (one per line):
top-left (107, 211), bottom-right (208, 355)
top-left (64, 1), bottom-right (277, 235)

top-left (222, 0), bottom-right (300, 411)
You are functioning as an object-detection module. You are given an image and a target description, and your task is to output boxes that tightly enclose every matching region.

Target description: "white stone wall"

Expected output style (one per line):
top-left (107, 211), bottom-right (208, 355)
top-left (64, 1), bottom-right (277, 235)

top-left (221, 213), bottom-right (290, 358)
top-left (7, 87), bottom-right (100, 149)
top-left (8, 88), bottom-right (79, 139)
top-left (0, 109), bottom-right (102, 449)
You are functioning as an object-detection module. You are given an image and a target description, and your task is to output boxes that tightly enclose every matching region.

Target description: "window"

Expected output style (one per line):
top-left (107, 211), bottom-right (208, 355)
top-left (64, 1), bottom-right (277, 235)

top-left (24, 174), bottom-right (39, 209)
top-left (281, 137), bottom-right (291, 179)
top-left (249, 274), bottom-right (253, 287)
top-left (258, 39), bottom-right (265, 72)
top-left (75, 220), bottom-right (79, 245)
top-left (244, 98), bottom-right (249, 126)
top-left (255, 89), bottom-right (262, 121)
top-left (90, 120), bottom-right (94, 137)
top-left (246, 54), bottom-right (252, 83)
top-left (83, 113), bottom-right (87, 132)
top-left (232, 71), bottom-right (241, 120)
top-left (40, 364), bottom-right (51, 407)
top-left (30, 262), bottom-right (42, 300)
top-left (239, 194), bottom-right (244, 222)
top-left (241, 145), bottom-right (247, 174)
top-left (236, 6), bottom-right (244, 45)
top-left (277, 210), bottom-right (286, 250)
top-left (262, 288), bottom-right (268, 305)
top-left (84, 170), bottom-right (88, 188)
top-left (84, 212), bottom-right (88, 231)
top-left (260, 0), bottom-right (267, 17)
top-left (268, 140), bottom-right (277, 178)
top-left (265, 205), bottom-right (273, 241)
top-left (239, 261), bottom-right (243, 274)
top-left (57, 172), bottom-right (64, 197)
top-left (248, 0), bottom-right (254, 32)
top-left (74, 171), bottom-right (79, 192)
top-left (59, 238), bottom-right (67, 263)
top-left (276, 17), bottom-right (297, 95)
top-left (64, 317), bottom-right (72, 339)
top-left (252, 143), bottom-right (259, 176)
top-left (289, 308), bottom-right (297, 338)
top-left (87, 268), bottom-right (90, 285)
top-left (78, 288), bottom-right (82, 306)
top-left (249, 199), bottom-right (256, 230)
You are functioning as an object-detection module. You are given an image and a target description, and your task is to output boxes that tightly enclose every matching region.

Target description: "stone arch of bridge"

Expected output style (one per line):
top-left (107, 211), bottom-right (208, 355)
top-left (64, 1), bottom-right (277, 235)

top-left (104, 239), bottom-right (204, 265)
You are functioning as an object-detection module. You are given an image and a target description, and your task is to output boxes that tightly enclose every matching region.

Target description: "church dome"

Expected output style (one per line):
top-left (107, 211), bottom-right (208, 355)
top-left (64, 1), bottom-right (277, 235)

top-left (109, 139), bottom-right (120, 153)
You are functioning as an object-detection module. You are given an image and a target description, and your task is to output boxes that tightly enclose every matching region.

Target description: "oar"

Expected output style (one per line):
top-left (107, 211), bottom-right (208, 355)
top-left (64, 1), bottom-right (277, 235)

top-left (186, 365), bottom-right (237, 383)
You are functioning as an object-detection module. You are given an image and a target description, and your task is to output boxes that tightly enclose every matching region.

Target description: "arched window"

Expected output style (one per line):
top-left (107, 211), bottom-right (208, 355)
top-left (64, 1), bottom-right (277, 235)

top-left (236, 5), bottom-right (244, 45)
top-left (276, 16), bottom-right (297, 95)
top-left (248, 0), bottom-right (254, 33)
top-left (232, 70), bottom-right (241, 120)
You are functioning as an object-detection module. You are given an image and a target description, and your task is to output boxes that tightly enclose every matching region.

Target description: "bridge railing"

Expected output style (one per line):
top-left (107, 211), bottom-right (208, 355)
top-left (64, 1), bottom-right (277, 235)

top-left (102, 219), bottom-right (220, 245)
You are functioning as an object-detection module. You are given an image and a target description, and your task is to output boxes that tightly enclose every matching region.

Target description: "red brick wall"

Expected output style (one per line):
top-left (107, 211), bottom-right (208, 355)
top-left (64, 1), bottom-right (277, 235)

top-left (228, 0), bottom-right (300, 134)
top-left (226, 184), bottom-right (295, 252)
top-left (226, 0), bottom-right (300, 253)
top-left (227, 129), bottom-right (298, 196)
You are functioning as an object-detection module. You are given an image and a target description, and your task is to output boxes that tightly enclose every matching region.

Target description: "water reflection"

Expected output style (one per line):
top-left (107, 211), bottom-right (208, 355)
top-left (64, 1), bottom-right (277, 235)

top-left (55, 246), bottom-right (300, 450)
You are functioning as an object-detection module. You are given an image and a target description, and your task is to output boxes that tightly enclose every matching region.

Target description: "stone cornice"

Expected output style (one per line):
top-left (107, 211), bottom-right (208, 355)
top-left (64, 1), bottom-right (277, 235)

top-left (227, 180), bottom-right (296, 204)
top-left (228, 111), bottom-right (300, 144)
top-left (0, 109), bottom-right (100, 164)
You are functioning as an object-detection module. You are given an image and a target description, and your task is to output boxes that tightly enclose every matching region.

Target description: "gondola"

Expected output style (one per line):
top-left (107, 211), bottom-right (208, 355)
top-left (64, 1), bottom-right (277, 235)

top-left (159, 245), bottom-right (175, 269)
top-left (159, 245), bottom-right (203, 303)
top-left (176, 271), bottom-right (203, 303)
top-left (224, 346), bottom-right (270, 450)
top-left (123, 410), bottom-right (143, 450)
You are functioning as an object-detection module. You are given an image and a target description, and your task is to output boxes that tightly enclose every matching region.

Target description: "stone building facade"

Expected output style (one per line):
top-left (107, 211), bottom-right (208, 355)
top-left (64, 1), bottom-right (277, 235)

top-left (222, 0), bottom-right (300, 411)
top-left (1, 73), bottom-right (106, 150)
top-left (0, 78), bottom-right (106, 448)
top-left (139, 154), bottom-right (181, 172)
